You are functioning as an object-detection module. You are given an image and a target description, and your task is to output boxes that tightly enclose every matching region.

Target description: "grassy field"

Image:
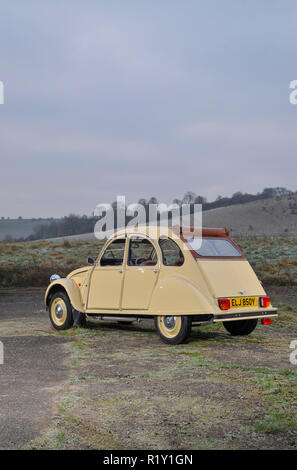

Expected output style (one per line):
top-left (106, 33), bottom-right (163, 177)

top-left (237, 237), bottom-right (297, 285)
top-left (0, 237), bottom-right (296, 288)
top-left (30, 313), bottom-right (297, 449)
top-left (0, 239), bottom-right (104, 287)
top-left (0, 287), bottom-right (296, 449)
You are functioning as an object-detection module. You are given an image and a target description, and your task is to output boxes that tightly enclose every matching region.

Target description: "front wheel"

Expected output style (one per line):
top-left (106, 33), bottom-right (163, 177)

top-left (223, 319), bottom-right (258, 336)
top-left (155, 315), bottom-right (192, 345)
top-left (49, 291), bottom-right (74, 330)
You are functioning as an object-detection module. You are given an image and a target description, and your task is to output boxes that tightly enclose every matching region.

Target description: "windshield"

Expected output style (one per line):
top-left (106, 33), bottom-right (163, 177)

top-left (187, 237), bottom-right (242, 258)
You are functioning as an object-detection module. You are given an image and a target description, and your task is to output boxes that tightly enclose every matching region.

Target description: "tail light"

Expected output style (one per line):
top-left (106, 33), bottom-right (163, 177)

top-left (260, 296), bottom-right (270, 308)
top-left (261, 318), bottom-right (271, 325)
top-left (219, 298), bottom-right (231, 310)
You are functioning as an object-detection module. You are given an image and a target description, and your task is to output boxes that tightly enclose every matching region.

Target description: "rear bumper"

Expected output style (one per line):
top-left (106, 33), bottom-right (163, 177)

top-left (213, 309), bottom-right (278, 322)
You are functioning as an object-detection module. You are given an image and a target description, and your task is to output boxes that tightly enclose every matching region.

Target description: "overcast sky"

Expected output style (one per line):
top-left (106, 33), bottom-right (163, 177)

top-left (1, 0), bottom-right (297, 218)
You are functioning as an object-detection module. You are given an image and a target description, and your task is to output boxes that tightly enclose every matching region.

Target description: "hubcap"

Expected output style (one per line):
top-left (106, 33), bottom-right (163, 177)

top-left (51, 297), bottom-right (67, 326)
top-left (163, 316), bottom-right (176, 330)
top-left (55, 303), bottom-right (64, 319)
top-left (158, 315), bottom-right (182, 339)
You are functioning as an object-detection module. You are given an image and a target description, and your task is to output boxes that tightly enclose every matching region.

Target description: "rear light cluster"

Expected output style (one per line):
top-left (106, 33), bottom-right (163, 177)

top-left (260, 296), bottom-right (270, 308)
top-left (219, 298), bottom-right (231, 310)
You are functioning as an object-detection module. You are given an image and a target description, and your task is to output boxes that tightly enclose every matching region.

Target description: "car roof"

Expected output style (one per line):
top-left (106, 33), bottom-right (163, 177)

top-left (111, 225), bottom-right (230, 239)
top-left (112, 225), bottom-right (175, 239)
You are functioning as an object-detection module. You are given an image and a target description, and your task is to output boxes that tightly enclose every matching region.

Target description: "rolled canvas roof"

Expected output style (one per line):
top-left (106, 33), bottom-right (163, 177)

top-left (174, 226), bottom-right (230, 238)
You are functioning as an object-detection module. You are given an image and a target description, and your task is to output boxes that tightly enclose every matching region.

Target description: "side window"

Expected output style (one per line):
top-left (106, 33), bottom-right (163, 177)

top-left (128, 237), bottom-right (157, 266)
top-left (159, 237), bottom-right (184, 266)
top-left (100, 238), bottom-right (126, 266)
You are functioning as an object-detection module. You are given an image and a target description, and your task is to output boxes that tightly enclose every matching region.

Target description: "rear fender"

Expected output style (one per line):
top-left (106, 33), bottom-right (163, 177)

top-left (150, 275), bottom-right (215, 315)
top-left (44, 278), bottom-right (85, 313)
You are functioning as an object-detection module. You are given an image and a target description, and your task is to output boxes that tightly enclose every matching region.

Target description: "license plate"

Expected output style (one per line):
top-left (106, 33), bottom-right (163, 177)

top-left (229, 297), bottom-right (258, 308)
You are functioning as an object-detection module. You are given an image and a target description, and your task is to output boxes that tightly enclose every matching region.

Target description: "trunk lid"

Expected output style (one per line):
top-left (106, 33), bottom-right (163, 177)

top-left (197, 259), bottom-right (266, 299)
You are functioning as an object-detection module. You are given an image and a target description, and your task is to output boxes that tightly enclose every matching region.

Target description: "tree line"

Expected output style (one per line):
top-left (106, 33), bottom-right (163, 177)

top-left (20, 187), bottom-right (295, 241)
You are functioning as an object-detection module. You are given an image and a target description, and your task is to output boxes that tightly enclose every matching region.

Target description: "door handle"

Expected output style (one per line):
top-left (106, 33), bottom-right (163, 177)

top-left (153, 268), bottom-right (159, 273)
top-left (118, 269), bottom-right (123, 273)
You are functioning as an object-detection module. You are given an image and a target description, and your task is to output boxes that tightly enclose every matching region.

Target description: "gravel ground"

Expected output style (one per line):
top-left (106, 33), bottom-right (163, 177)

top-left (0, 287), bottom-right (296, 450)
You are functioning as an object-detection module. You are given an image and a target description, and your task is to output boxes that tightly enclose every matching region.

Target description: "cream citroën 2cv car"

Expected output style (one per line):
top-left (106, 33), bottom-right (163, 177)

top-left (44, 226), bottom-right (277, 344)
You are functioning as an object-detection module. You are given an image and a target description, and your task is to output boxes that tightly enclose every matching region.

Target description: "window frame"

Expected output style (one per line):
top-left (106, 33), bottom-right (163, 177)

top-left (158, 236), bottom-right (184, 267)
top-left (98, 236), bottom-right (127, 267)
top-left (126, 234), bottom-right (159, 268)
top-left (181, 235), bottom-right (245, 260)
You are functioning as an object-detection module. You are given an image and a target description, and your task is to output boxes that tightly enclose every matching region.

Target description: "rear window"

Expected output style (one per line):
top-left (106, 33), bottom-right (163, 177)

top-left (187, 237), bottom-right (242, 258)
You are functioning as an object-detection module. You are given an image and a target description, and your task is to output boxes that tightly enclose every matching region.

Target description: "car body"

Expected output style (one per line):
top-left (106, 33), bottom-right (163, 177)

top-left (44, 226), bottom-right (277, 344)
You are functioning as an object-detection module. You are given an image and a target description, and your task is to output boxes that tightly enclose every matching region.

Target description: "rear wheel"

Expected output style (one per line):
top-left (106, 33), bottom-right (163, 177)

top-left (49, 291), bottom-right (74, 330)
top-left (223, 319), bottom-right (258, 336)
top-left (155, 315), bottom-right (191, 345)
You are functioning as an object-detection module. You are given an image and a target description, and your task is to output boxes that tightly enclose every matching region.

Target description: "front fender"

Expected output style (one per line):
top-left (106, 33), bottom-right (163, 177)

top-left (44, 278), bottom-right (85, 313)
top-left (150, 274), bottom-right (216, 315)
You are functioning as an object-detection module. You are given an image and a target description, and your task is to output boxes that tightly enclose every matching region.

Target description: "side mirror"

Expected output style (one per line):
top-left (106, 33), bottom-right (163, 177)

top-left (87, 257), bottom-right (95, 265)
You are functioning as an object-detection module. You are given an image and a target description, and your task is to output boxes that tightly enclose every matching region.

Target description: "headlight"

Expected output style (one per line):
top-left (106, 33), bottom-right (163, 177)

top-left (50, 274), bottom-right (61, 283)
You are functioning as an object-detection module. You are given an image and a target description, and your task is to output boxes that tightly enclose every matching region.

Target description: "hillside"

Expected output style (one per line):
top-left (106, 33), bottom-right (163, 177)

top-left (0, 218), bottom-right (59, 241)
top-left (1, 194), bottom-right (297, 242)
top-left (45, 194), bottom-right (297, 242)
top-left (203, 193), bottom-right (297, 236)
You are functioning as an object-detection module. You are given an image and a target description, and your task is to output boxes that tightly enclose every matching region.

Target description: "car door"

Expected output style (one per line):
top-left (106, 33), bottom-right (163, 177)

top-left (121, 235), bottom-right (160, 310)
top-left (87, 237), bottom-right (126, 310)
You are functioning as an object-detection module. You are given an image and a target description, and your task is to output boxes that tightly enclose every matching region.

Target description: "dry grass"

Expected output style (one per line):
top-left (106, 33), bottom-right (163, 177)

top-left (0, 240), bottom-right (104, 287)
top-left (0, 237), bottom-right (296, 288)
top-left (236, 238), bottom-right (297, 286)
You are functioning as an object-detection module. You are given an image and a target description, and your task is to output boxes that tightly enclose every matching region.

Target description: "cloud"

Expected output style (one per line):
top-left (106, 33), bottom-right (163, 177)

top-left (180, 120), bottom-right (297, 147)
top-left (0, 1), bottom-right (297, 217)
top-left (0, 122), bottom-right (161, 162)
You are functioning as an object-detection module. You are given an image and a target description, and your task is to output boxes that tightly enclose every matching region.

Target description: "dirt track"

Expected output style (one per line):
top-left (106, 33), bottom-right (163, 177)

top-left (0, 287), bottom-right (296, 450)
